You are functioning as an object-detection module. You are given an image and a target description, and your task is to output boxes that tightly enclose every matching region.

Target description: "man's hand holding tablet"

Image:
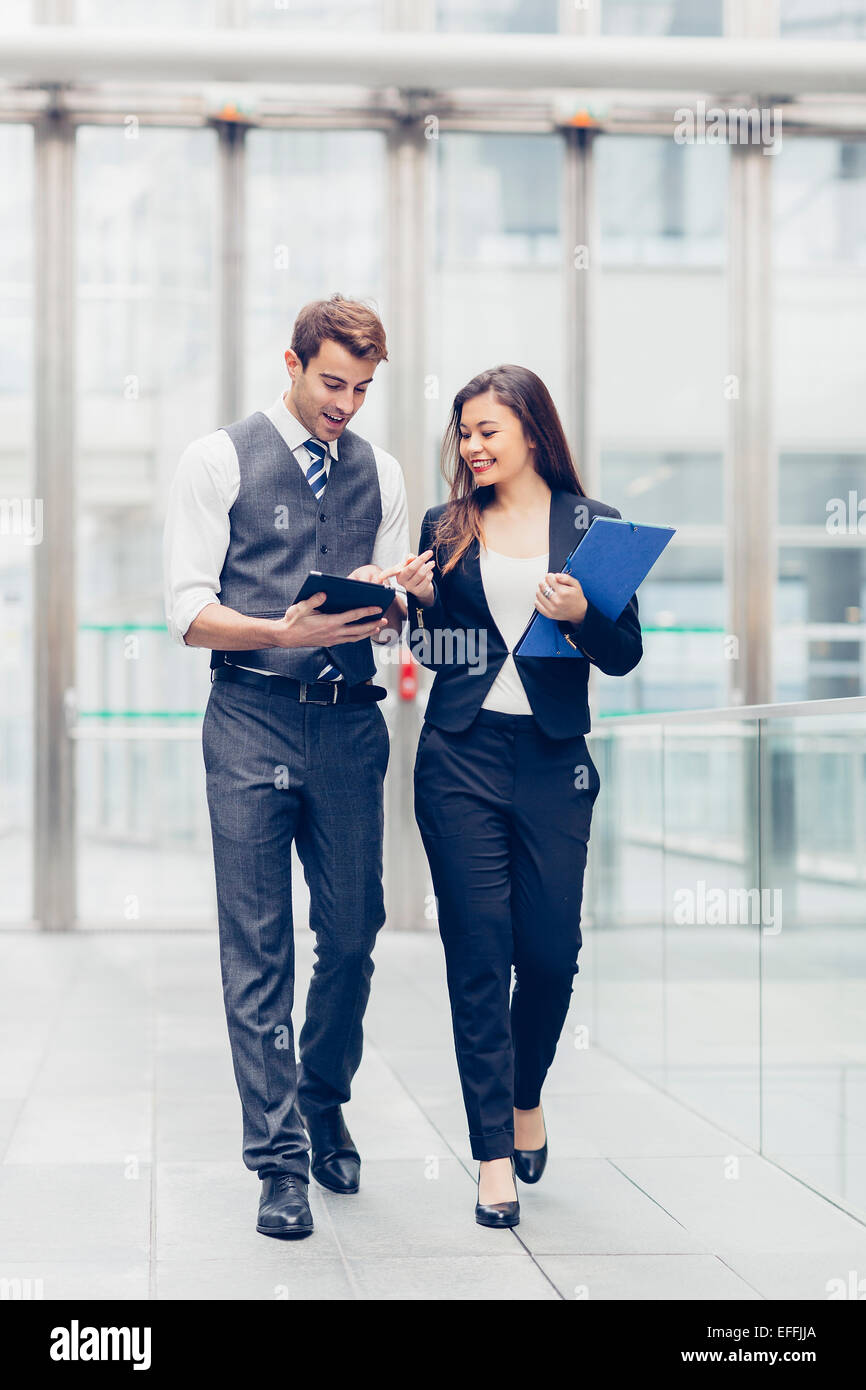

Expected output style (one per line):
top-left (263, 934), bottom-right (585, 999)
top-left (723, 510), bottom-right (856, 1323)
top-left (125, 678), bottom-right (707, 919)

top-left (275, 550), bottom-right (436, 651)
top-left (277, 573), bottom-right (391, 650)
top-left (346, 562), bottom-right (406, 641)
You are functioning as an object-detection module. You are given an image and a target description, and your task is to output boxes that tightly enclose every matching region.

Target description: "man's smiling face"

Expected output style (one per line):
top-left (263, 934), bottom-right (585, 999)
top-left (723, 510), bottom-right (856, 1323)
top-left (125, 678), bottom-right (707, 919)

top-left (284, 340), bottom-right (378, 443)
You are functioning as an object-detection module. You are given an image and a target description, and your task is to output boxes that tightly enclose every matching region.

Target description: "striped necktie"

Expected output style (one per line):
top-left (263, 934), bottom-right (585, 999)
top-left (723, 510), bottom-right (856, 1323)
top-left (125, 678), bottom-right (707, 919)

top-left (303, 439), bottom-right (342, 683)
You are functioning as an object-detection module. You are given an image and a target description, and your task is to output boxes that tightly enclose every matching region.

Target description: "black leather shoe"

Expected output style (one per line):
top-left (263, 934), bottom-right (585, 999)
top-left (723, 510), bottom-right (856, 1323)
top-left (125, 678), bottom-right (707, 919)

top-left (256, 1173), bottom-right (314, 1239)
top-left (301, 1105), bottom-right (361, 1194)
top-left (475, 1156), bottom-right (520, 1229)
top-left (514, 1110), bottom-right (548, 1185)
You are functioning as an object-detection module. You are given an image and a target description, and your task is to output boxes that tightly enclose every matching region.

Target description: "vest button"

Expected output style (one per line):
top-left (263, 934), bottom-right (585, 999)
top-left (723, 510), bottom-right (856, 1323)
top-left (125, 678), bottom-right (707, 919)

top-left (319, 513), bottom-right (327, 522)
top-left (320, 545), bottom-right (328, 554)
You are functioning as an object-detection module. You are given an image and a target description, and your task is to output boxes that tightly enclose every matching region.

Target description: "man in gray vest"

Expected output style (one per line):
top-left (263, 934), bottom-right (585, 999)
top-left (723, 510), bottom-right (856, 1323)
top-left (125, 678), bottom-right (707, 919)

top-left (163, 294), bottom-right (433, 1239)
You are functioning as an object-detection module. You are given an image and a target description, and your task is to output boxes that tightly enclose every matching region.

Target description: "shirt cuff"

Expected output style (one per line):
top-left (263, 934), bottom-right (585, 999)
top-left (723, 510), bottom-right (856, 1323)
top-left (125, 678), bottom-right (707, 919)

top-left (169, 594), bottom-right (219, 646)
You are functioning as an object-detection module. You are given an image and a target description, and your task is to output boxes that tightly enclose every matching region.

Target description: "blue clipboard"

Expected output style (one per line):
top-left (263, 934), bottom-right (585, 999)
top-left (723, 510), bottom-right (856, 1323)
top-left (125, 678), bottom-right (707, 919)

top-left (514, 516), bottom-right (675, 659)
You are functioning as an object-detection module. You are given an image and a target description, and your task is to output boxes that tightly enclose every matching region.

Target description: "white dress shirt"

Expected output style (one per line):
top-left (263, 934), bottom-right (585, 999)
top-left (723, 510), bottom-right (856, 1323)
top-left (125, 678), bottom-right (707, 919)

top-left (479, 546), bottom-right (549, 716)
top-left (163, 391), bottom-right (411, 672)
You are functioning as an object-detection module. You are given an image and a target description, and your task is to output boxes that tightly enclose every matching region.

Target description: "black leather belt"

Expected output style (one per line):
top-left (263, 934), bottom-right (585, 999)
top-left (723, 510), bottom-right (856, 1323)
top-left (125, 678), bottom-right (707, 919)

top-left (212, 663), bottom-right (386, 705)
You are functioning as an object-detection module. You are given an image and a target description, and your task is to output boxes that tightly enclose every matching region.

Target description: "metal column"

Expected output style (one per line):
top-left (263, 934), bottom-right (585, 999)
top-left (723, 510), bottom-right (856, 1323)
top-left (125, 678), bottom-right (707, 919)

top-left (726, 143), bottom-right (775, 708)
top-left (33, 98), bottom-right (77, 929)
top-left (383, 109), bottom-right (431, 931)
top-left (563, 124), bottom-right (597, 492)
top-left (217, 119), bottom-right (245, 426)
top-left (725, 0), bottom-right (778, 707)
top-left (215, 1), bottom-right (246, 423)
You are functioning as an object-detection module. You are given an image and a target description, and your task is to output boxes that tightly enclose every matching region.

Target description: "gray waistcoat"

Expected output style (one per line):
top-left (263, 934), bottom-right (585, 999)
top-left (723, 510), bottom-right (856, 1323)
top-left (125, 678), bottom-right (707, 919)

top-left (209, 410), bottom-right (383, 682)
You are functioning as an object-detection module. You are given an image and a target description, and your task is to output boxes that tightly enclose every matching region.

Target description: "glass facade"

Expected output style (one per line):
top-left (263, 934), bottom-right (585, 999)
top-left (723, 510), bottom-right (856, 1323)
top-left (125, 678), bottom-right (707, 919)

top-left (585, 706), bottom-right (866, 1221)
top-left (428, 131), bottom-right (564, 509)
top-left (242, 0), bottom-right (384, 29)
top-left (75, 126), bottom-right (218, 925)
top-left (244, 128), bottom-right (388, 442)
top-left (436, 0), bottom-right (559, 30)
top-left (75, 0), bottom-right (217, 23)
top-left (15, 0), bottom-right (866, 35)
top-left (761, 713), bottom-right (866, 1216)
top-left (780, 0), bottom-right (866, 39)
top-left (596, 135), bottom-right (729, 714)
top-left (774, 140), bottom-right (866, 702)
top-left (601, 0), bottom-right (724, 36)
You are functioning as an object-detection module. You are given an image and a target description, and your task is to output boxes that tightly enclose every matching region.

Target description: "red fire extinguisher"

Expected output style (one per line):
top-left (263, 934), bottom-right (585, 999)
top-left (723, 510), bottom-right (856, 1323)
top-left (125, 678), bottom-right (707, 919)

top-left (399, 647), bottom-right (418, 701)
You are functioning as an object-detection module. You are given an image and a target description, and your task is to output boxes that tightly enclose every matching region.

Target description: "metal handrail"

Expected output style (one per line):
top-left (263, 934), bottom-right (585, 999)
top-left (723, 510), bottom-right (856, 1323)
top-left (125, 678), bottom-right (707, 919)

top-left (68, 727), bottom-right (203, 740)
top-left (63, 694), bottom-right (866, 737)
top-left (594, 694), bottom-right (866, 727)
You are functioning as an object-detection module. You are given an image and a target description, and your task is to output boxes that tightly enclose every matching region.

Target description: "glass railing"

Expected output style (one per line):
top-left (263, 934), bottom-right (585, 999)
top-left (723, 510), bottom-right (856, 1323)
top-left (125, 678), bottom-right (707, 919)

top-left (584, 695), bottom-right (866, 1223)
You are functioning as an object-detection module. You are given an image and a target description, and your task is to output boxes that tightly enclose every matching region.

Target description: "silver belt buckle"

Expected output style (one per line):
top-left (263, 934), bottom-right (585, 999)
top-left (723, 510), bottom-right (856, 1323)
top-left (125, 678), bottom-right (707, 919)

top-left (299, 681), bottom-right (339, 705)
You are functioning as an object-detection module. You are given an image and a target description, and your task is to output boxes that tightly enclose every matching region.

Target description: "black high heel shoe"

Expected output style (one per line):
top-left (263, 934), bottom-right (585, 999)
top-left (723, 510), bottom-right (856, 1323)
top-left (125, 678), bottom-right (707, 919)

top-left (475, 1156), bottom-right (520, 1228)
top-left (514, 1107), bottom-right (548, 1184)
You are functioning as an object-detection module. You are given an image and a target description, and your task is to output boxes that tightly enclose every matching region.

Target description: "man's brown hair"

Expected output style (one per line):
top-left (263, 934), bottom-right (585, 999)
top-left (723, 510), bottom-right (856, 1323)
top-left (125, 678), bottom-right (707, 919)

top-left (291, 293), bottom-right (388, 369)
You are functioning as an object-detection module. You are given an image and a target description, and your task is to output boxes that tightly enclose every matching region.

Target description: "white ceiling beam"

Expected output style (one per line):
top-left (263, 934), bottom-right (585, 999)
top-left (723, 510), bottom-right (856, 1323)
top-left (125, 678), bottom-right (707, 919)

top-left (2, 29), bottom-right (866, 96)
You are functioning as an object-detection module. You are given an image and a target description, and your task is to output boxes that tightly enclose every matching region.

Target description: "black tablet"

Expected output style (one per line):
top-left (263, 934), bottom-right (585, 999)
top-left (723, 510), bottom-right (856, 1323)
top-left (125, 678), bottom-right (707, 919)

top-left (292, 571), bottom-right (394, 626)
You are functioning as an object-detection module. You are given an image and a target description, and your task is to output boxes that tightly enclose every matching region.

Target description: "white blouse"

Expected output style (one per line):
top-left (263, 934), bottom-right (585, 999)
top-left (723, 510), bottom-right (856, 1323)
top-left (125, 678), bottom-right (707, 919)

top-left (479, 546), bottom-right (549, 716)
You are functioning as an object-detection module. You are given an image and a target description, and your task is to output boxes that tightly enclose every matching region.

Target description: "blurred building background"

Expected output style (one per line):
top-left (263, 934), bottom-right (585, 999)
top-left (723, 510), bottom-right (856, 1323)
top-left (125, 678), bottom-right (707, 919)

top-left (0, 1), bottom-right (865, 1228)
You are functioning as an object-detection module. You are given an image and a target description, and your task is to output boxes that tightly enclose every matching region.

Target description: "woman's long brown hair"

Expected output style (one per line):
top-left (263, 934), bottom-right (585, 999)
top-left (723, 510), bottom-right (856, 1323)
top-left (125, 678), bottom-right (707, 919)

top-left (434, 364), bottom-right (587, 575)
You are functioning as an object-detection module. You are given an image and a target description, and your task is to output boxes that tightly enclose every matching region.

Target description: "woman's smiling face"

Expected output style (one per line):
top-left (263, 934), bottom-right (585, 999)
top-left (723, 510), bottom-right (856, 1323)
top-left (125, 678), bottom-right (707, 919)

top-left (457, 390), bottom-right (536, 488)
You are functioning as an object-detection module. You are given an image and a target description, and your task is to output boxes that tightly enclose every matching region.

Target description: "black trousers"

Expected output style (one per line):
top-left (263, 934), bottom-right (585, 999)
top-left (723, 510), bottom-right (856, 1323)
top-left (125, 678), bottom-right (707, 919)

top-left (413, 708), bottom-right (600, 1161)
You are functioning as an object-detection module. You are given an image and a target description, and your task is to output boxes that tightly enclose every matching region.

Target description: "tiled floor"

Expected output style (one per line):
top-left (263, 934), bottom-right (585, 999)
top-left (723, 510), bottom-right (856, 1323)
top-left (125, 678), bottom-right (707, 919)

top-left (1, 928), bottom-right (865, 1301)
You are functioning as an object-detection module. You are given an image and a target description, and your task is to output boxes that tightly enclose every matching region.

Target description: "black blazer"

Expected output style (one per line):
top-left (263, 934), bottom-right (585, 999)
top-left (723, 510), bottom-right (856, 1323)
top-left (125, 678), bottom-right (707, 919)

top-left (405, 488), bottom-right (643, 740)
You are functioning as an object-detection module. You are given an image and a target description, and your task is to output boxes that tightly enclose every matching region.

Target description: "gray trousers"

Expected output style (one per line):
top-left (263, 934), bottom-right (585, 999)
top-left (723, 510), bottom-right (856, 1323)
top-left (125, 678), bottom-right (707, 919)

top-left (202, 676), bottom-right (390, 1181)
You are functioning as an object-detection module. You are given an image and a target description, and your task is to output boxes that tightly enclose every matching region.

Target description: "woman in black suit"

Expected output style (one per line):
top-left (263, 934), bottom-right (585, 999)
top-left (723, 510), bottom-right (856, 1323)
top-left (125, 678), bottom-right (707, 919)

top-left (399, 364), bottom-right (643, 1228)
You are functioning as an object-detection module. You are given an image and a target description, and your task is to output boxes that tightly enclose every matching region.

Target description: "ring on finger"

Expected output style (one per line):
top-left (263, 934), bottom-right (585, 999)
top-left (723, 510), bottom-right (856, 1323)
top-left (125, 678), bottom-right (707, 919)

top-left (541, 582), bottom-right (554, 599)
